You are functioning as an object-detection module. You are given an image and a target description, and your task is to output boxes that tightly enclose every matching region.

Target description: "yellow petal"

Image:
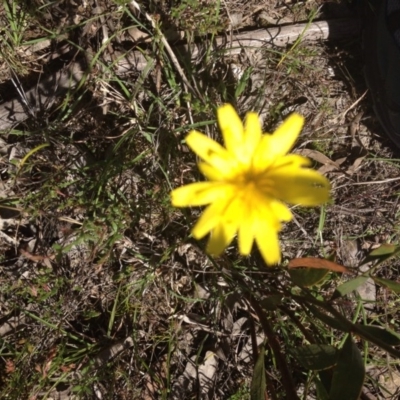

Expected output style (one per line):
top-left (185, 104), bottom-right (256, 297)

top-left (206, 220), bottom-right (237, 255)
top-left (269, 199), bottom-right (293, 222)
top-left (272, 154), bottom-right (311, 169)
top-left (205, 194), bottom-right (244, 255)
top-left (171, 182), bottom-right (233, 207)
top-left (253, 135), bottom-right (274, 172)
top-left (185, 130), bottom-right (227, 160)
top-left (242, 111), bottom-right (262, 163)
top-left (257, 200), bottom-right (282, 231)
top-left (255, 219), bottom-right (281, 265)
top-left (186, 130), bottom-right (239, 178)
top-left (255, 155), bottom-right (311, 195)
top-left (238, 210), bottom-right (256, 255)
top-left (253, 114), bottom-right (304, 172)
top-left (237, 191), bottom-right (288, 255)
top-left (198, 162), bottom-right (223, 181)
top-left (217, 104), bottom-right (244, 156)
top-left (192, 200), bottom-right (228, 239)
top-left (270, 113), bottom-right (304, 156)
top-left (269, 167), bottom-right (330, 206)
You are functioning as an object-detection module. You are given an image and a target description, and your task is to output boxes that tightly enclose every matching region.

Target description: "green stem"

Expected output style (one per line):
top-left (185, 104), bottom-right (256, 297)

top-left (291, 293), bottom-right (400, 358)
top-left (246, 294), bottom-right (300, 400)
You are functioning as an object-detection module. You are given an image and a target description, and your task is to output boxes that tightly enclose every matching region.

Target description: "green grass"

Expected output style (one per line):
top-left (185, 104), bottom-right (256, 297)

top-left (1, 1), bottom-right (400, 399)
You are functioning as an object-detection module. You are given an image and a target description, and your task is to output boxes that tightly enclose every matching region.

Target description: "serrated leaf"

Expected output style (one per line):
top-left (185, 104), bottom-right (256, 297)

top-left (371, 276), bottom-right (400, 293)
top-left (354, 324), bottom-right (400, 346)
top-left (329, 335), bottom-right (365, 400)
top-left (332, 276), bottom-right (368, 299)
top-left (292, 344), bottom-right (338, 371)
top-left (250, 344), bottom-right (266, 400)
top-left (289, 268), bottom-right (329, 287)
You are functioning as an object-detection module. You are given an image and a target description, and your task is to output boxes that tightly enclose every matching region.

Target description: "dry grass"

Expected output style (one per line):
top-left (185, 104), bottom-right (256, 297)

top-left (1, 0), bottom-right (400, 399)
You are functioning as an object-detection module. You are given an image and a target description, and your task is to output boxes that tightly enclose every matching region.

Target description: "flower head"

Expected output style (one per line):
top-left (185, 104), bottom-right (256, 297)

top-left (171, 104), bottom-right (330, 265)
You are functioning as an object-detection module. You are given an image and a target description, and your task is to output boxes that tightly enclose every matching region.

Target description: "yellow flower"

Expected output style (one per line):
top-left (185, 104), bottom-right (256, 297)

top-left (171, 104), bottom-right (330, 265)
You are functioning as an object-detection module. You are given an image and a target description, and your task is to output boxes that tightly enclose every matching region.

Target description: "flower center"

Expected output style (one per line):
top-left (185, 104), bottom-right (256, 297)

top-left (244, 168), bottom-right (276, 199)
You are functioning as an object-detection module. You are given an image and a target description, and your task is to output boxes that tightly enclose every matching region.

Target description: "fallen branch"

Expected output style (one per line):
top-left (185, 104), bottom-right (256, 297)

top-left (0, 18), bottom-right (360, 131)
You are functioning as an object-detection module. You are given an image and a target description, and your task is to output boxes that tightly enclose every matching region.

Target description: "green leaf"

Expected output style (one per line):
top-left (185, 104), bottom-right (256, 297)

top-left (369, 243), bottom-right (398, 256)
top-left (307, 305), bottom-right (349, 332)
top-left (332, 276), bottom-right (368, 299)
top-left (235, 67), bottom-right (253, 98)
top-left (315, 376), bottom-right (330, 400)
top-left (371, 276), bottom-right (400, 293)
top-left (289, 268), bottom-right (329, 287)
top-left (260, 295), bottom-right (283, 311)
top-left (250, 344), bottom-right (266, 400)
top-left (354, 324), bottom-right (400, 346)
top-left (292, 344), bottom-right (338, 371)
top-left (362, 244), bottom-right (400, 265)
top-left (318, 370), bottom-right (333, 396)
top-left (329, 335), bottom-right (365, 400)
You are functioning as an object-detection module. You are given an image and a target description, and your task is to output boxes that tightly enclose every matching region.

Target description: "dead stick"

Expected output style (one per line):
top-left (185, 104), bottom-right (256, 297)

top-left (0, 17), bottom-right (360, 131)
